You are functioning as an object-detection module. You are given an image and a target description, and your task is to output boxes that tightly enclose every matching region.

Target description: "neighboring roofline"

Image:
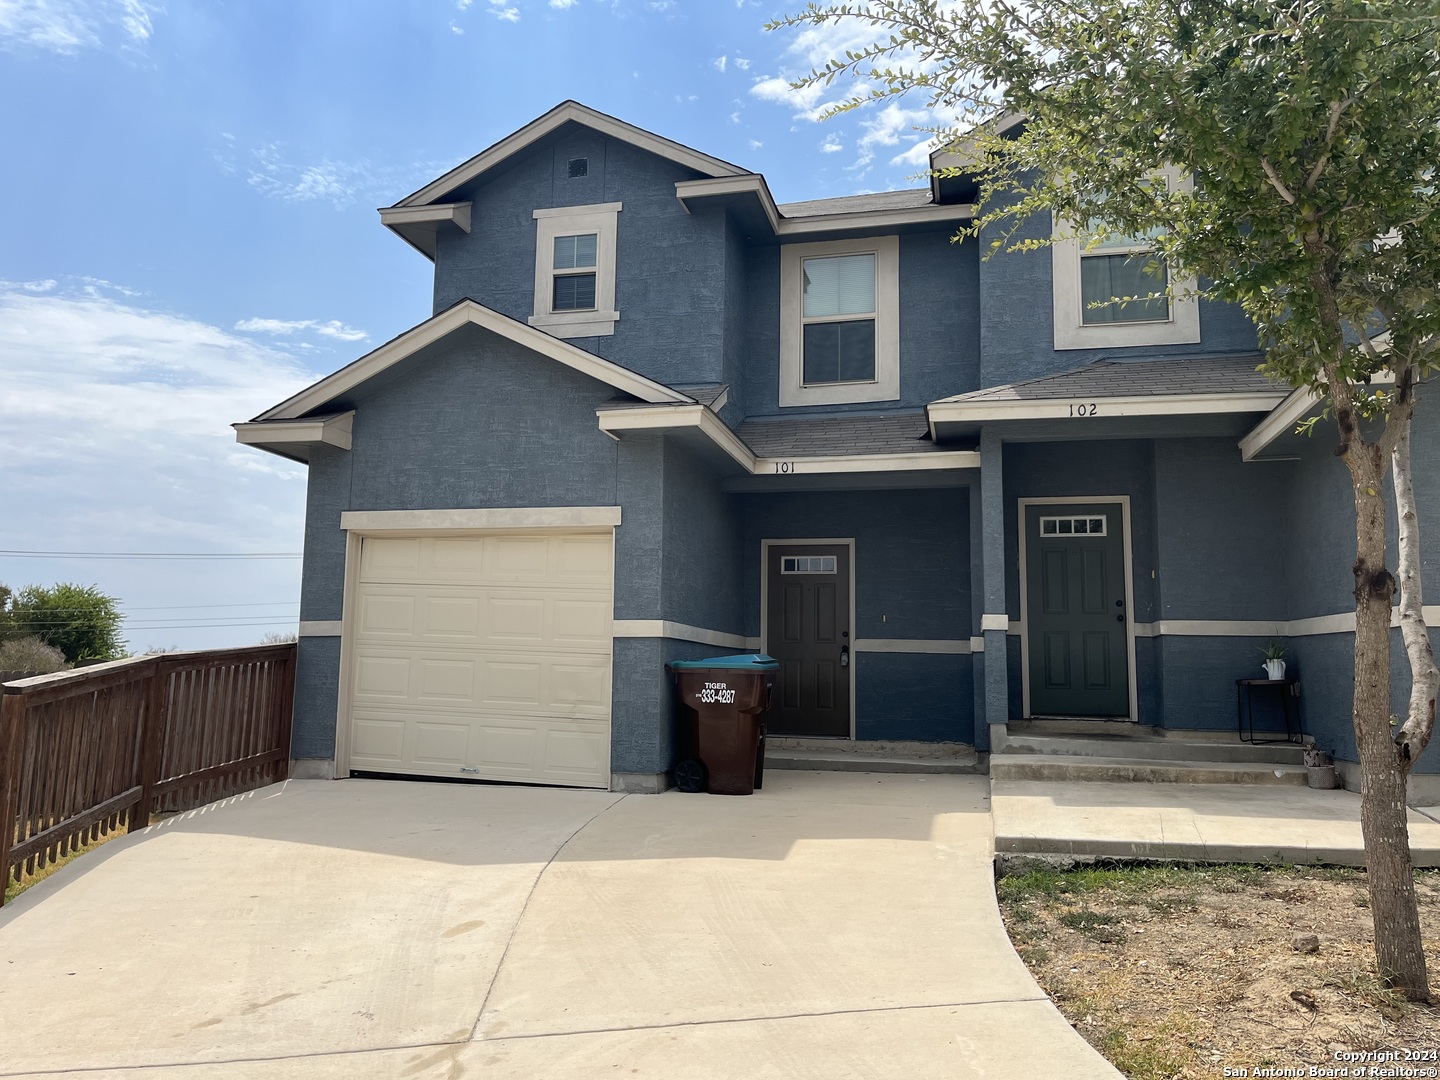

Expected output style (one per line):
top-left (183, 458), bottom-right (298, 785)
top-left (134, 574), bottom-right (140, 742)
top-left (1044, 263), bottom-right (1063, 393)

top-left (251, 299), bottom-right (690, 424)
top-left (395, 101), bottom-right (747, 209)
top-left (674, 175), bottom-right (974, 236)
top-left (232, 412), bottom-right (355, 464)
top-left (597, 403), bottom-right (981, 475)
top-left (1237, 367), bottom-right (1395, 461)
top-left (928, 109), bottom-right (1026, 202)
top-left (1238, 385), bottom-right (1320, 461)
top-left (377, 202), bottom-right (472, 260)
top-left (927, 390), bottom-right (1288, 431)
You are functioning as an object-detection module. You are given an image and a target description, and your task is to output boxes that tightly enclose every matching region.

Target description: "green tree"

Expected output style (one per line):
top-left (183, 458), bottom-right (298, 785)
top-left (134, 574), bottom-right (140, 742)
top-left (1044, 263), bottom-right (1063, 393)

top-left (773, 0), bottom-right (1440, 996)
top-left (2, 583), bottom-right (126, 663)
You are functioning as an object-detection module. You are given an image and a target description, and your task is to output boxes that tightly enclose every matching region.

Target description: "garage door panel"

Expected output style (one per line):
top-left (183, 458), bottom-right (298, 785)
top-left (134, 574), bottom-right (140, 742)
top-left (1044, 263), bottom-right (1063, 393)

top-left (420, 596), bottom-right (481, 639)
top-left (357, 593), bottom-right (416, 636)
top-left (350, 716), bottom-right (407, 766)
top-left (350, 529), bottom-right (612, 788)
top-left (354, 655), bottom-right (411, 698)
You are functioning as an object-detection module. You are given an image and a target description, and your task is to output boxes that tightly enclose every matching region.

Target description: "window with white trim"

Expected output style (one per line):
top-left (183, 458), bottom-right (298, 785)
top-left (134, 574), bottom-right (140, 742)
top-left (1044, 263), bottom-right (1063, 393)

top-left (781, 555), bottom-right (838, 574)
top-left (1051, 168), bottom-right (1200, 350)
top-left (1040, 515), bottom-right (1107, 537)
top-left (530, 202), bottom-right (621, 338)
top-left (780, 235), bottom-right (900, 407)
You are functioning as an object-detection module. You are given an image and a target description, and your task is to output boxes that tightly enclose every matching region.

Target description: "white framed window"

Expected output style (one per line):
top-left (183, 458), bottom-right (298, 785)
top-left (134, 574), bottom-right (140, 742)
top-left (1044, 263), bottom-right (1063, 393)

top-left (1051, 167), bottom-right (1200, 350)
top-left (779, 235), bottom-right (900, 407)
top-left (781, 555), bottom-right (837, 574)
top-left (1040, 515), bottom-right (1107, 537)
top-left (530, 202), bottom-right (621, 338)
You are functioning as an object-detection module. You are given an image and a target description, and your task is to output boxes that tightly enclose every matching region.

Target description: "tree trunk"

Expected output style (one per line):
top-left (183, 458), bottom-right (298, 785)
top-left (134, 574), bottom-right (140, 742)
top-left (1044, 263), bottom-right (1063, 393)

top-left (1346, 430), bottom-right (1431, 1001)
top-left (1391, 413), bottom-right (1439, 768)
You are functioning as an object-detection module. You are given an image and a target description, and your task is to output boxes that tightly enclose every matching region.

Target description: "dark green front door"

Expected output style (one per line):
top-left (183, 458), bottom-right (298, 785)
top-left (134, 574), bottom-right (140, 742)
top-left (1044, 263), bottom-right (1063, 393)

top-left (1024, 503), bottom-right (1130, 718)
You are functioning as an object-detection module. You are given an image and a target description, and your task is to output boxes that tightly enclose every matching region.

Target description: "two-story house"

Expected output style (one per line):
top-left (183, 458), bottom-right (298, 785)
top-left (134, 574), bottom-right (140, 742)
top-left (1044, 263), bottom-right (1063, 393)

top-left (235, 101), bottom-right (1440, 795)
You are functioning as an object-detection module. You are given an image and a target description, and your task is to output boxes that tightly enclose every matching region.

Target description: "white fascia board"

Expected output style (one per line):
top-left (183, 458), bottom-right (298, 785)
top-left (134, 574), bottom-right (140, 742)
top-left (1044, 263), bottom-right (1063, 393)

top-left (927, 391), bottom-right (1287, 425)
top-left (378, 202), bottom-right (473, 231)
top-left (1238, 385), bottom-right (1321, 461)
top-left (597, 404), bottom-right (755, 471)
top-left (597, 405), bottom-right (980, 476)
top-left (398, 101), bottom-right (746, 208)
top-left (340, 506), bottom-right (622, 532)
top-left (752, 451), bottom-right (980, 475)
top-left (1238, 368), bottom-right (1394, 461)
top-left (255, 300), bottom-right (688, 422)
top-left (674, 176), bottom-right (974, 236)
top-left (233, 412), bottom-right (354, 451)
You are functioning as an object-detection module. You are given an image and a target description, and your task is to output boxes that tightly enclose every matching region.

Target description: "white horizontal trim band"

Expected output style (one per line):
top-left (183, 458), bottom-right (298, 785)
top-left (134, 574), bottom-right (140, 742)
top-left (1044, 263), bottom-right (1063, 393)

top-left (980, 614), bottom-right (1010, 632)
top-left (970, 636), bottom-right (985, 653)
top-left (299, 621), bottom-right (342, 637)
top-left (340, 506), bottom-right (622, 532)
top-left (1004, 607), bottom-right (1440, 638)
top-left (611, 620), bottom-right (758, 650)
top-left (853, 638), bottom-right (972, 654)
top-left (928, 392), bottom-right (1287, 425)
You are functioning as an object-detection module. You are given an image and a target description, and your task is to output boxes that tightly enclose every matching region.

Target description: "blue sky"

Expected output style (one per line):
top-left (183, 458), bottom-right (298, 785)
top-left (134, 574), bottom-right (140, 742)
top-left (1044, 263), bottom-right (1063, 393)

top-left (0, 0), bottom-right (941, 653)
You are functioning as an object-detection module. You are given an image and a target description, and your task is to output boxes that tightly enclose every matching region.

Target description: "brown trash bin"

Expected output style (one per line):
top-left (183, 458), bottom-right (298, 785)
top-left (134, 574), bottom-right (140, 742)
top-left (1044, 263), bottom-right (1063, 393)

top-left (667, 655), bottom-right (777, 795)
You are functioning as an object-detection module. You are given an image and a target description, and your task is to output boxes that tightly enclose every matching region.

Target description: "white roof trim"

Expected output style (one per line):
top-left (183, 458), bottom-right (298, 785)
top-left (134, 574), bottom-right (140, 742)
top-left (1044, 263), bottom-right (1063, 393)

top-left (378, 203), bottom-right (472, 230)
top-left (397, 101), bottom-right (746, 208)
top-left (597, 404), bottom-right (980, 475)
top-left (674, 175), bottom-right (974, 236)
top-left (254, 300), bottom-right (689, 422)
top-left (340, 506), bottom-right (621, 532)
top-left (1238, 368), bottom-right (1394, 461)
top-left (928, 391), bottom-right (1287, 425)
top-left (233, 412), bottom-right (354, 455)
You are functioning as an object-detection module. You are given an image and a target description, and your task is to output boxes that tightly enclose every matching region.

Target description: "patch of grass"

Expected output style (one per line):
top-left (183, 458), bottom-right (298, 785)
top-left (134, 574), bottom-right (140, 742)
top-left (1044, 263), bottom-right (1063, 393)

top-left (3, 822), bottom-right (135, 905)
top-left (1059, 907), bottom-right (1127, 943)
top-left (1098, 1023), bottom-right (1197, 1080)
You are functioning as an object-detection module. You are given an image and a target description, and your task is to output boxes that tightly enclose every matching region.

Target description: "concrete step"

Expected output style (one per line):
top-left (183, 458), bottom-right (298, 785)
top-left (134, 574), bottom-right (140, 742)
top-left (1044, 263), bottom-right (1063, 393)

top-left (765, 739), bottom-right (982, 775)
top-left (1001, 732), bottom-right (1308, 765)
top-left (989, 753), bottom-right (1309, 786)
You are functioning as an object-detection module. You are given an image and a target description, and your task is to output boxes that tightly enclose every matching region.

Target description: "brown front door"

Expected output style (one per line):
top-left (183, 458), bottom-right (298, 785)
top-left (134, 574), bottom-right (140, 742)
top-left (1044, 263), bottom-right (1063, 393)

top-left (765, 543), bottom-right (851, 737)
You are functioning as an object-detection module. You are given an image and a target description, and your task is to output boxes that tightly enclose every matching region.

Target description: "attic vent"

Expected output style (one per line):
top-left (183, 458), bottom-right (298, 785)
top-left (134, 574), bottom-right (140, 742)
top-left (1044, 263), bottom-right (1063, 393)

top-left (568, 157), bottom-right (588, 178)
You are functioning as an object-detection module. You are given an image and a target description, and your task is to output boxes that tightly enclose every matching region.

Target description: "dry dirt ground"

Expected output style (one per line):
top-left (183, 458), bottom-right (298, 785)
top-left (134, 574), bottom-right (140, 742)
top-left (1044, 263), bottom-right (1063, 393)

top-left (997, 864), bottom-right (1440, 1079)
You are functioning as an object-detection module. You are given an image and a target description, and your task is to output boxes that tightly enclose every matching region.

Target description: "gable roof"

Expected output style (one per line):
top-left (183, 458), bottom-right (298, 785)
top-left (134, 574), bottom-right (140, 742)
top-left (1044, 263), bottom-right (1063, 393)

top-left (393, 101), bottom-right (748, 209)
top-left (246, 298), bottom-right (691, 424)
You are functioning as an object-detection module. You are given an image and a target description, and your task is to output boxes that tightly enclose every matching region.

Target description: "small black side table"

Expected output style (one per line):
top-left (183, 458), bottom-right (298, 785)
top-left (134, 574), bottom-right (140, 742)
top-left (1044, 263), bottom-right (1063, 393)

top-left (1235, 678), bottom-right (1302, 744)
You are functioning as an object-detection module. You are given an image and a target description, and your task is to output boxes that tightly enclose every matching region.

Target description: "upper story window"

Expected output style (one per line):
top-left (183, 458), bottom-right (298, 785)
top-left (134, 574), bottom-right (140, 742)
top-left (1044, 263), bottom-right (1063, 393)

top-left (551, 233), bottom-right (598, 311)
top-left (1051, 168), bottom-right (1199, 350)
top-left (780, 236), bottom-right (900, 407)
top-left (529, 203), bottom-right (621, 338)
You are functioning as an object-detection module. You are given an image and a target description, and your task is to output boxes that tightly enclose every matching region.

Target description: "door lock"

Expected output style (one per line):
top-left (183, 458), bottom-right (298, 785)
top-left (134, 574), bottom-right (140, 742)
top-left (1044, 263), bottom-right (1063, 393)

top-left (840, 644), bottom-right (850, 668)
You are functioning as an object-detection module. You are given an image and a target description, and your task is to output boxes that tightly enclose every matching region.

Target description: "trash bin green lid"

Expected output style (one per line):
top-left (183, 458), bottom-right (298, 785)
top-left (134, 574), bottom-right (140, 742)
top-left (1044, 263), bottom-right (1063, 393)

top-left (668, 653), bottom-right (779, 671)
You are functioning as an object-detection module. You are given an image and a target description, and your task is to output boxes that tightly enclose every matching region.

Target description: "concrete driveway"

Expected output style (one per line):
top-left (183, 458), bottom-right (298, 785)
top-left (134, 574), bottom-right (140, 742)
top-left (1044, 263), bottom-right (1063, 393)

top-left (0, 773), bottom-right (1117, 1079)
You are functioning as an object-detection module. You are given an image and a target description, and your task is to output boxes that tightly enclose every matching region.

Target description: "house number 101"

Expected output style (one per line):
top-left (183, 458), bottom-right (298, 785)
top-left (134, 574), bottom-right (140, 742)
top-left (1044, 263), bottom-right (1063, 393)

top-left (1069, 402), bottom-right (1099, 417)
top-left (773, 461), bottom-right (795, 473)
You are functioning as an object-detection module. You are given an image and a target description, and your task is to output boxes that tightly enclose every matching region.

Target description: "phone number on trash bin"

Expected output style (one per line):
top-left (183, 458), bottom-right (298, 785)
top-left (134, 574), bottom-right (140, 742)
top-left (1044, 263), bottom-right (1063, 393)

top-left (697, 682), bottom-right (736, 704)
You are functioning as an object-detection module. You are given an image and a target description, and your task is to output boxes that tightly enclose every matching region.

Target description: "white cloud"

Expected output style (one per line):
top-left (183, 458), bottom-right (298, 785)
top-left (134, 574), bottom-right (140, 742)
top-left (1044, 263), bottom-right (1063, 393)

top-left (450, 21), bottom-right (463, 32)
top-left (821, 135), bottom-right (843, 154)
top-left (216, 142), bottom-right (444, 209)
top-left (854, 102), bottom-right (933, 167)
top-left (0, 0), bottom-right (155, 52)
top-left (713, 54), bottom-right (726, 73)
top-left (235, 317), bottom-right (369, 343)
top-left (891, 137), bottom-right (937, 168)
top-left (748, 139), bottom-right (763, 150)
top-left (549, 0), bottom-right (578, 8)
top-left (487, 0), bottom-right (519, 19)
top-left (456, 0), bottom-right (473, 7)
top-left (733, 57), bottom-right (750, 70)
top-left (0, 281), bottom-right (316, 650)
top-left (728, 110), bottom-right (740, 124)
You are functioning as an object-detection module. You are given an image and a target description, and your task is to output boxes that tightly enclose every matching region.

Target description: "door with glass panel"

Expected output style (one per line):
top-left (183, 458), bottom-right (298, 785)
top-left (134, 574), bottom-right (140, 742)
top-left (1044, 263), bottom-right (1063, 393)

top-left (1024, 504), bottom-right (1130, 717)
top-left (764, 544), bottom-right (851, 737)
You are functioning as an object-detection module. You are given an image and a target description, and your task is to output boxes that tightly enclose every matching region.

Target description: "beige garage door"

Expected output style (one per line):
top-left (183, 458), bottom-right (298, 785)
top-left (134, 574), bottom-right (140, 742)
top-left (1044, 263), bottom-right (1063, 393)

top-left (347, 531), bottom-right (613, 787)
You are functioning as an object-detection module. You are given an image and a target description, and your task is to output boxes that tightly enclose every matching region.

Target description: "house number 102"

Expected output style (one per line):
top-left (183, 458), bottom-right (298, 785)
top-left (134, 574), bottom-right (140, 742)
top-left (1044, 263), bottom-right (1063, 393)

top-left (1069, 402), bottom-right (1099, 417)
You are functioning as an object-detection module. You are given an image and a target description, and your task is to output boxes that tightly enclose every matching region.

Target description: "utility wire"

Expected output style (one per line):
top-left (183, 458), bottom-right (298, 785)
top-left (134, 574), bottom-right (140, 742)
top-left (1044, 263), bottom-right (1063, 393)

top-left (0, 550), bottom-right (302, 560)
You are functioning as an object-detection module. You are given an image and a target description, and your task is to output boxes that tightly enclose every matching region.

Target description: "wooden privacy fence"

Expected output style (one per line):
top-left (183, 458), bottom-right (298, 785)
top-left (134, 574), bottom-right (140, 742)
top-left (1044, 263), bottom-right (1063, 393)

top-left (0, 643), bottom-right (295, 903)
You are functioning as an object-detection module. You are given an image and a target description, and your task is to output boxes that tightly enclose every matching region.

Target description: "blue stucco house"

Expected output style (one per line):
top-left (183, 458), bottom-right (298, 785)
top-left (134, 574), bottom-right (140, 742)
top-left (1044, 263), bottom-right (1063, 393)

top-left (235, 101), bottom-right (1440, 796)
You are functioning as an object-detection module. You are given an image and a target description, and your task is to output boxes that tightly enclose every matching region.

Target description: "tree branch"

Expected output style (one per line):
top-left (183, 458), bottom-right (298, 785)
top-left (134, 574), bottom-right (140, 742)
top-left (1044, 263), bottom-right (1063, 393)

top-left (1390, 384), bottom-right (1439, 768)
top-left (1261, 158), bottom-right (1298, 205)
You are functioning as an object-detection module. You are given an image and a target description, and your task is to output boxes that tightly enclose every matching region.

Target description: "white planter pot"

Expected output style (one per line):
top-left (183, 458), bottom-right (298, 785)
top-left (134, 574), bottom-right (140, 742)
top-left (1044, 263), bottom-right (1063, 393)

top-left (1264, 658), bottom-right (1286, 680)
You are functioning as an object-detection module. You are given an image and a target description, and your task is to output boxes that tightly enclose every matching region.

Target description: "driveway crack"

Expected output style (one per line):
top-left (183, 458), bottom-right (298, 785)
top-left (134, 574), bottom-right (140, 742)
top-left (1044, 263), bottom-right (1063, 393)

top-left (468, 793), bottom-right (628, 1041)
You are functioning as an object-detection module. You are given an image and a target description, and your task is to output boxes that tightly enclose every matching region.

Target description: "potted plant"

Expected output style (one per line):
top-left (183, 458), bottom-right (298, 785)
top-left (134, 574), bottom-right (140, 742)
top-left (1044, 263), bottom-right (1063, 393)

top-left (1259, 638), bottom-right (1287, 680)
top-left (1304, 747), bottom-right (1341, 789)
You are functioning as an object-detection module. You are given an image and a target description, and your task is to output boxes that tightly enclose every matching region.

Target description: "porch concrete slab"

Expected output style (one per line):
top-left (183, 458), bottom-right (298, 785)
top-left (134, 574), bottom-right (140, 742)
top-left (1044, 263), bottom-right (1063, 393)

top-left (0, 772), bottom-right (1119, 1080)
top-left (993, 779), bottom-right (1440, 866)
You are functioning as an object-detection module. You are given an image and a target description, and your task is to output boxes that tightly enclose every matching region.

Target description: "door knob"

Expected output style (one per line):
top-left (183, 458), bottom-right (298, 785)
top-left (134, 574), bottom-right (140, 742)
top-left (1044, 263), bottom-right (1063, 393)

top-left (1115, 614), bottom-right (1125, 623)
